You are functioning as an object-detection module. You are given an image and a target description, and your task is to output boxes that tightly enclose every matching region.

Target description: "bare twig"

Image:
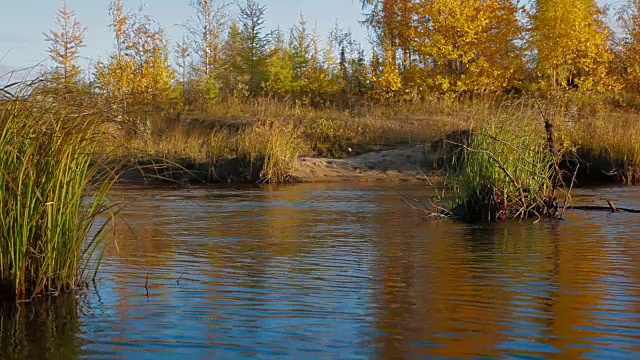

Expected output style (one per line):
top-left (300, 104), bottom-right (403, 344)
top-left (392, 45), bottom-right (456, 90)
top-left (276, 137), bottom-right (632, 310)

top-left (398, 192), bottom-right (449, 218)
top-left (559, 162), bottom-right (579, 217)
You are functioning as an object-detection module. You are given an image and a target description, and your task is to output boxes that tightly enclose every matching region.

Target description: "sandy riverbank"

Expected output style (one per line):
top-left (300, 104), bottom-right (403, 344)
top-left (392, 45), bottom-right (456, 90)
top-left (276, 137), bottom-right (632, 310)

top-left (292, 145), bottom-right (436, 182)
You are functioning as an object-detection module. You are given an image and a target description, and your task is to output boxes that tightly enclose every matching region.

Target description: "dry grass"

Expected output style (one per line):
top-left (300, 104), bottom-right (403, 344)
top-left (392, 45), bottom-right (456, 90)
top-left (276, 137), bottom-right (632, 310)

top-left (569, 111), bottom-right (640, 166)
top-left (167, 97), bottom-right (496, 157)
top-left (102, 95), bottom-right (640, 185)
top-left (237, 121), bottom-right (304, 182)
top-left (104, 115), bottom-right (305, 183)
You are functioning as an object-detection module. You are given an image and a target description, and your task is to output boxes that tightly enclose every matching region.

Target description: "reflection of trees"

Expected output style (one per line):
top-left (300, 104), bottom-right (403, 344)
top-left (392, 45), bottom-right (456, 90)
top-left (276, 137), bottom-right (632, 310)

top-left (538, 218), bottom-right (608, 358)
top-left (371, 219), bottom-right (511, 358)
top-left (197, 184), bottom-right (313, 283)
top-left (543, 214), bottom-right (640, 358)
top-left (370, 213), bottom-right (620, 358)
top-left (96, 184), bottom-right (384, 354)
top-left (0, 295), bottom-right (83, 360)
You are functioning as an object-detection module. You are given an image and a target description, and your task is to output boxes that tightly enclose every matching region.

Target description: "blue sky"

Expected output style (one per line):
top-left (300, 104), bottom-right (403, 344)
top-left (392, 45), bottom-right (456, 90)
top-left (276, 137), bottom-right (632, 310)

top-left (0, 0), bottom-right (367, 74)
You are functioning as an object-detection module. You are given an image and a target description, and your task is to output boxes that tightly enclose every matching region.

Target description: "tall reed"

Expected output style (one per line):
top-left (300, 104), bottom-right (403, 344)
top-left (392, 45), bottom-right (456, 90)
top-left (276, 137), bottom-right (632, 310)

top-left (0, 83), bottom-right (116, 300)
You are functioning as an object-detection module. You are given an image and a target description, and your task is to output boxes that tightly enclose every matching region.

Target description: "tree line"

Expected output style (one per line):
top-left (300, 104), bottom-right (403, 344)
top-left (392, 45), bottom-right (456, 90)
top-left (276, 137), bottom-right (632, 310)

top-left (43, 0), bottom-right (640, 112)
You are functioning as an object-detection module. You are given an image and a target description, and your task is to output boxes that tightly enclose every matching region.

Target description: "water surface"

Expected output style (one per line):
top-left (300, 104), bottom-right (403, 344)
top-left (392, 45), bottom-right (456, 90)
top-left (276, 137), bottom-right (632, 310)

top-left (2, 183), bottom-right (640, 359)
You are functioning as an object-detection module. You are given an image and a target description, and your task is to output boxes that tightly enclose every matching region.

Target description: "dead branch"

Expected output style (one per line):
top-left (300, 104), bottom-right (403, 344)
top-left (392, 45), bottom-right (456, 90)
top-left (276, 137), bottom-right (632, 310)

top-left (535, 99), bottom-right (565, 193)
top-left (567, 200), bottom-right (640, 213)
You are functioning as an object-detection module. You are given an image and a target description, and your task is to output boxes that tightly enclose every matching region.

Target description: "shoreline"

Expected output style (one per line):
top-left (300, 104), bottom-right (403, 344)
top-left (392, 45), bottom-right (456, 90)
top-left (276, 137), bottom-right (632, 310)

top-left (114, 144), bottom-right (439, 186)
top-left (111, 141), bottom-right (640, 188)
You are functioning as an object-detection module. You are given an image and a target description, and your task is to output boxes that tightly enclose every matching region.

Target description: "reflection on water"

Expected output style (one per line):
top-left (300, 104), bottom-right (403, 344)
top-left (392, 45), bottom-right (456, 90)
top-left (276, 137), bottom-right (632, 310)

top-left (2, 183), bottom-right (640, 358)
top-left (0, 295), bottom-right (83, 360)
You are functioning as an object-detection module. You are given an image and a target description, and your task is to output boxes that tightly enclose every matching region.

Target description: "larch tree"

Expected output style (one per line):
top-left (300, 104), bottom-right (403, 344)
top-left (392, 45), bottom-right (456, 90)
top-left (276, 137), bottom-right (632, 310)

top-left (220, 22), bottom-right (243, 96)
top-left (45, 0), bottom-right (86, 85)
top-left (237, 0), bottom-right (269, 96)
top-left (361, 0), bottom-right (415, 69)
top-left (305, 28), bottom-right (331, 101)
top-left (531, 0), bottom-right (614, 91)
top-left (175, 37), bottom-right (192, 90)
top-left (347, 52), bottom-right (370, 97)
top-left (367, 1), bottom-right (401, 95)
top-left (329, 23), bottom-right (368, 98)
top-left (96, 1), bottom-right (172, 102)
top-left (289, 14), bottom-right (313, 95)
top-left (128, 7), bottom-right (173, 105)
top-left (320, 32), bottom-right (341, 97)
top-left (265, 27), bottom-right (296, 98)
top-left (95, 0), bottom-right (136, 113)
top-left (172, 37), bottom-right (192, 112)
top-left (369, 44), bottom-right (402, 101)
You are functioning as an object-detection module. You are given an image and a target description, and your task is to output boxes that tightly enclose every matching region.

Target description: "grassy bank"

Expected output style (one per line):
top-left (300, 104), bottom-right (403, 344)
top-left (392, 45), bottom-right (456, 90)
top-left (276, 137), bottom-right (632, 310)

top-left (0, 84), bottom-right (116, 300)
top-left (97, 94), bottom-right (640, 186)
top-left (102, 96), bottom-right (482, 183)
top-left (421, 95), bottom-right (640, 221)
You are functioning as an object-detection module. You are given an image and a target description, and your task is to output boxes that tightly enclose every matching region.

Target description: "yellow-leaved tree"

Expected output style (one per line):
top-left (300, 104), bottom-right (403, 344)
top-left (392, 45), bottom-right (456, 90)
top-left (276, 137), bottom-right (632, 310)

top-left (45, 0), bottom-right (86, 86)
top-left (264, 27), bottom-right (298, 98)
top-left (370, 44), bottom-right (402, 101)
top-left (412, 0), bottom-right (523, 93)
top-left (618, 0), bottom-right (640, 94)
top-left (531, 0), bottom-right (615, 91)
top-left (95, 0), bottom-right (174, 131)
top-left (362, 0), bottom-right (413, 70)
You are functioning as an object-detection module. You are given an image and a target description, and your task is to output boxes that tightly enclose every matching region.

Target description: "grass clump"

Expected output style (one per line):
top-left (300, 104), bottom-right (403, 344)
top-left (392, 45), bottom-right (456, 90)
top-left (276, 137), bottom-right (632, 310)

top-left (237, 120), bottom-right (304, 182)
top-left (441, 101), bottom-right (564, 221)
top-left (0, 84), bottom-right (116, 300)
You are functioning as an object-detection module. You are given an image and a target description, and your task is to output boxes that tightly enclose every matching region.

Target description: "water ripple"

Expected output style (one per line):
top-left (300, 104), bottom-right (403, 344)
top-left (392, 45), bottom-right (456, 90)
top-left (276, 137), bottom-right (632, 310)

top-left (3, 184), bottom-right (640, 359)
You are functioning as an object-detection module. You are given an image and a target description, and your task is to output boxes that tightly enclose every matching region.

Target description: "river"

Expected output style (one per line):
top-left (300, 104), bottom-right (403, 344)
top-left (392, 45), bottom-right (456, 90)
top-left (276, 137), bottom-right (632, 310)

top-left (2, 183), bottom-right (640, 359)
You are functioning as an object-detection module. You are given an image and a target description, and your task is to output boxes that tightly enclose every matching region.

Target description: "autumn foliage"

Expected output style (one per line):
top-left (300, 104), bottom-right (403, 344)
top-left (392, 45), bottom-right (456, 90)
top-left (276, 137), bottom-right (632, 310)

top-left (531, 0), bottom-right (613, 91)
top-left (40, 0), bottom-right (640, 112)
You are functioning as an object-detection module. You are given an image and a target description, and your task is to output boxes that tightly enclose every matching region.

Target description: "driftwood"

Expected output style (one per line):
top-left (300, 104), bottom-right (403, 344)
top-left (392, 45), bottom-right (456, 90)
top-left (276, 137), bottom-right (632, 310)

top-left (567, 200), bottom-right (640, 214)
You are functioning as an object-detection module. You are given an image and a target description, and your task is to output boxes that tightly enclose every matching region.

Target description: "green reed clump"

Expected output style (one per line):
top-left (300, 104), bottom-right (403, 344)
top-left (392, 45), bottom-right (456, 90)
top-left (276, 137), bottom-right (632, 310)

top-left (0, 84), bottom-right (116, 300)
top-left (446, 103), bottom-right (561, 221)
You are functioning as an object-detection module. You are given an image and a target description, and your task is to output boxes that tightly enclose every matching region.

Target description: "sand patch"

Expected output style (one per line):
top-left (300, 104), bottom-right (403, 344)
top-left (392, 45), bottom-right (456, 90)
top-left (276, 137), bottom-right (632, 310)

top-left (293, 145), bottom-right (436, 182)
